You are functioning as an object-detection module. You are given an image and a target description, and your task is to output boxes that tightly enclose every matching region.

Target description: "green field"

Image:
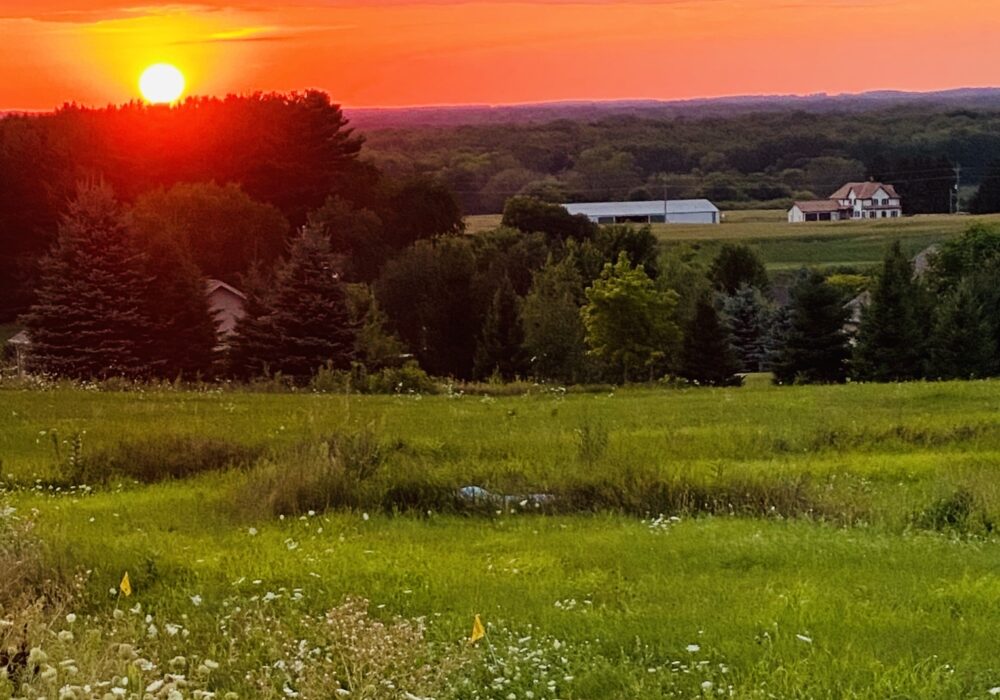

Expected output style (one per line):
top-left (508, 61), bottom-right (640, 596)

top-left (466, 211), bottom-right (1000, 272)
top-left (6, 382), bottom-right (1000, 698)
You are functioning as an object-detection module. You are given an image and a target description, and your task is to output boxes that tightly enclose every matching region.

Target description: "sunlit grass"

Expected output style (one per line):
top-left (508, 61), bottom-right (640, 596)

top-left (8, 382), bottom-right (1000, 696)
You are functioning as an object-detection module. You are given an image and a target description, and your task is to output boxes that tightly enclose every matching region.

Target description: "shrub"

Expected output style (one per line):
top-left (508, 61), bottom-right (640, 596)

top-left (242, 423), bottom-right (398, 516)
top-left (0, 502), bottom-right (49, 605)
top-left (64, 435), bottom-right (261, 484)
top-left (365, 361), bottom-right (438, 395)
top-left (912, 488), bottom-right (994, 535)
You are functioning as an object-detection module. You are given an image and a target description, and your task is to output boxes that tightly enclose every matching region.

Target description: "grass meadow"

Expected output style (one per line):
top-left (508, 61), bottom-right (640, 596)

top-left (6, 380), bottom-right (1000, 697)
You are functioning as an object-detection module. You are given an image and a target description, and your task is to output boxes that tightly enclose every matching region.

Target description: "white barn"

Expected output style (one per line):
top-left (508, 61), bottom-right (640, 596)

top-left (563, 199), bottom-right (720, 225)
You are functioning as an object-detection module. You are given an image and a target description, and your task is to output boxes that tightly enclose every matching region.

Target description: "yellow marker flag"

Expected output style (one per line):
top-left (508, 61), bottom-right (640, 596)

top-left (120, 572), bottom-right (132, 597)
top-left (469, 614), bottom-right (486, 644)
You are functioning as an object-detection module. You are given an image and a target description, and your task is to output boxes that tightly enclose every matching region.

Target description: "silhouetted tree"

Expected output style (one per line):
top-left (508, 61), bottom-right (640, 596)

top-left (229, 227), bottom-right (356, 382)
top-left (379, 177), bottom-right (464, 251)
top-left (143, 239), bottom-right (219, 379)
top-left (133, 182), bottom-right (290, 283)
top-left (22, 183), bottom-right (152, 379)
top-left (473, 275), bottom-right (523, 380)
top-left (376, 237), bottom-right (481, 378)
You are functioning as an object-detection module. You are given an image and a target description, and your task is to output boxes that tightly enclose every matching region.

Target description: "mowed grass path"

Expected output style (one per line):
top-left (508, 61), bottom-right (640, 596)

top-left (7, 383), bottom-right (1000, 696)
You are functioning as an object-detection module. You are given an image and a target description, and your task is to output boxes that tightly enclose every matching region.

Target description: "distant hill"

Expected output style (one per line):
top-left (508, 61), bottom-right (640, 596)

top-left (345, 88), bottom-right (1000, 129)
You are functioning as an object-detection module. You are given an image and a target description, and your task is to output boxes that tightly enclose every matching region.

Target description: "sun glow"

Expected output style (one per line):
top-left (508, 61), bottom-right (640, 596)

top-left (139, 64), bottom-right (186, 104)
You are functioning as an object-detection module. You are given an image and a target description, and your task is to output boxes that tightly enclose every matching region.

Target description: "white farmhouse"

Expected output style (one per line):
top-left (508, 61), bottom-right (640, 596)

top-left (789, 182), bottom-right (903, 223)
top-left (564, 199), bottom-right (720, 225)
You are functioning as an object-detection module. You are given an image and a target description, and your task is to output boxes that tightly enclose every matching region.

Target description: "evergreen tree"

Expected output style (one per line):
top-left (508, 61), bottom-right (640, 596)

top-left (345, 283), bottom-right (407, 370)
top-left (927, 280), bottom-right (997, 380)
top-left (764, 304), bottom-right (792, 372)
top-left (521, 255), bottom-right (588, 383)
top-left (22, 182), bottom-right (153, 379)
top-left (722, 284), bottom-right (773, 372)
top-left (226, 264), bottom-right (278, 380)
top-left (709, 243), bottom-right (769, 295)
top-left (679, 294), bottom-right (742, 386)
top-left (853, 241), bottom-right (927, 381)
top-left (265, 226), bottom-right (358, 382)
top-left (473, 275), bottom-right (523, 380)
top-left (143, 238), bottom-right (219, 379)
top-left (228, 228), bottom-right (357, 382)
top-left (773, 272), bottom-right (850, 385)
top-left (581, 253), bottom-right (681, 383)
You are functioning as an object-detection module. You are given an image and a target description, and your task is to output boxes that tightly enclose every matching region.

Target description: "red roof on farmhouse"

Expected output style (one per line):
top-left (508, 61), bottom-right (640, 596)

top-left (794, 200), bottom-right (844, 213)
top-left (829, 182), bottom-right (900, 200)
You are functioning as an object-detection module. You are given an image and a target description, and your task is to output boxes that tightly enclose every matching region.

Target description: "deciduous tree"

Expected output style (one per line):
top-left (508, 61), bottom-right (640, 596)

top-left (581, 254), bottom-right (680, 383)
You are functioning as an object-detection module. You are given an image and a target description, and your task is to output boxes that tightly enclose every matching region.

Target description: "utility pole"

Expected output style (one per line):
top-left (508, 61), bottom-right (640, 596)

top-left (954, 163), bottom-right (962, 215)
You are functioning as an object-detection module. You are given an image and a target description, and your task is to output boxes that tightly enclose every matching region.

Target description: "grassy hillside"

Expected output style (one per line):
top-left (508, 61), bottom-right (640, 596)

top-left (6, 382), bottom-right (1000, 697)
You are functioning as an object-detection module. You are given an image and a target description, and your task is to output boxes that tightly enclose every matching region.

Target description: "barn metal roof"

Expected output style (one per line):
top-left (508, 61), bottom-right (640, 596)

top-left (563, 199), bottom-right (719, 217)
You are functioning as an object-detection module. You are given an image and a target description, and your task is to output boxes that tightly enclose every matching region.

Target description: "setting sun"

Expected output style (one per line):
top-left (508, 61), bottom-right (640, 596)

top-left (139, 64), bottom-right (185, 104)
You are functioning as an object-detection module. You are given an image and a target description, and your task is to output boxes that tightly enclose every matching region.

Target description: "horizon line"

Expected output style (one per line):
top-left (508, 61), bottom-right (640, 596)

top-left (4, 84), bottom-right (1000, 115)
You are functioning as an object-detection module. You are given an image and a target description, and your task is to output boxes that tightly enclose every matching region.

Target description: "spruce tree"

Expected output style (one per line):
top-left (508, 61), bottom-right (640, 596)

top-left (927, 280), bottom-right (997, 380)
top-left (227, 264), bottom-right (278, 380)
top-left (854, 241), bottom-right (927, 381)
top-left (722, 284), bottom-right (773, 373)
top-left (473, 275), bottom-right (524, 380)
top-left (143, 238), bottom-right (219, 379)
top-left (679, 294), bottom-right (742, 386)
top-left (22, 182), bottom-right (152, 379)
top-left (242, 226), bottom-right (357, 383)
top-left (773, 272), bottom-right (850, 385)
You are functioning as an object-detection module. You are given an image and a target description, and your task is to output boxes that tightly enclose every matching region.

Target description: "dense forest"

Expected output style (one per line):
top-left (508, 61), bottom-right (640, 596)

top-left (360, 105), bottom-right (1000, 214)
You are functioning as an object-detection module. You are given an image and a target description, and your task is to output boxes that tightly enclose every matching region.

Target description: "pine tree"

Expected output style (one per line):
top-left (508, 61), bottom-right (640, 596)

top-left (235, 226), bottom-right (357, 383)
top-left (22, 182), bottom-right (153, 379)
top-left (773, 272), bottom-right (850, 385)
top-left (679, 295), bottom-right (743, 386)
top-left (226, 264), bottom-right (278, 380)
top-left (927, 280), bottom-right (997, 380)
top-left (521, 255), bottom-right (588, 382)
top-left (143, 238), bottom-right (219, 379)
top-left (722, 284), bottom-right (773, 373)
top-left (473, 275), bottom-right (524, 380)
top-left (854, 241), bottom-right (927, 381)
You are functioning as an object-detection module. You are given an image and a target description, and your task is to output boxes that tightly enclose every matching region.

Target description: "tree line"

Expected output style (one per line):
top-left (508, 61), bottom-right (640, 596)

top-left (17, 180), bottom-right (1000, 388)
top-left (0, 92), bottom-right (461, 321)
top-left (362, 106), bottom-right (1000, 215)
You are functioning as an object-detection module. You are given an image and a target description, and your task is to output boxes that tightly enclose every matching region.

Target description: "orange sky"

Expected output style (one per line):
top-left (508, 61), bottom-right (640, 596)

top-left (1, 0), bottom-right (998, 110)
